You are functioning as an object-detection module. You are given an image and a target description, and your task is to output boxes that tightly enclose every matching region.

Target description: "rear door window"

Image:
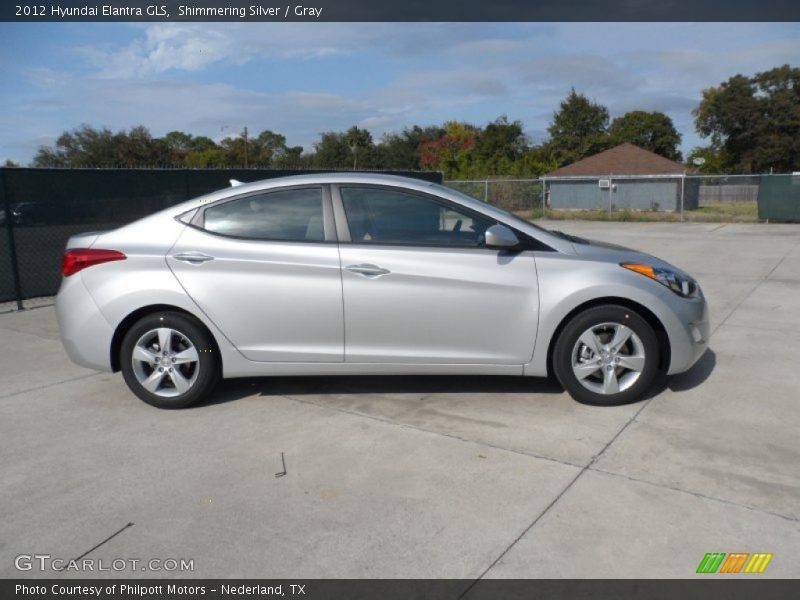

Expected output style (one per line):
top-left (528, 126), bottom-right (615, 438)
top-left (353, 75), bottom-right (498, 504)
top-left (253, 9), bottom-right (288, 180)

top-left (202, 187), bottom-right (324, 242)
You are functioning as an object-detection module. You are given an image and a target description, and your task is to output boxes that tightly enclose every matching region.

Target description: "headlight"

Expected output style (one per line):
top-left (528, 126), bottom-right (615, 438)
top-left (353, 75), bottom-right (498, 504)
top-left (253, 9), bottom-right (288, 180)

top-left (621, 263), bottom-right (700, 298)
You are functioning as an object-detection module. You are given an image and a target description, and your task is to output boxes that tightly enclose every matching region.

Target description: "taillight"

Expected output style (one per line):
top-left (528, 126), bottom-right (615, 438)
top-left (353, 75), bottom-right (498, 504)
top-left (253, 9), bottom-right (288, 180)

top-left (62, 248), bottom-right (126, 277)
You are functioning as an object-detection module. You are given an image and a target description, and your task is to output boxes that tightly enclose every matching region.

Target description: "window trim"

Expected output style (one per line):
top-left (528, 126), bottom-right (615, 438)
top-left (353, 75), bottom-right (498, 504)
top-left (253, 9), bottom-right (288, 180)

top-left (188, 184), bottom-right (337, 244)
top-left (330, 184), bottom-right (547, 251)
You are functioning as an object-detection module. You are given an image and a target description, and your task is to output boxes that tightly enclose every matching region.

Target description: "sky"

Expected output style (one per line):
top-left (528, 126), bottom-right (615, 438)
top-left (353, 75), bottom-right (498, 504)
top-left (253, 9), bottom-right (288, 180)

top-left (1, 22), bottom-right (799, 165)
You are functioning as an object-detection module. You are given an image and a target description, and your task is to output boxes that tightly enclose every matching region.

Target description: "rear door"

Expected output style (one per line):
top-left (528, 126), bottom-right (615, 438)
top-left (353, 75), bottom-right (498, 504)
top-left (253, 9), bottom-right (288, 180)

top-left (168, 185), bottom-right (344, 362)
top-left (333, 185), bottom-right (539, 364)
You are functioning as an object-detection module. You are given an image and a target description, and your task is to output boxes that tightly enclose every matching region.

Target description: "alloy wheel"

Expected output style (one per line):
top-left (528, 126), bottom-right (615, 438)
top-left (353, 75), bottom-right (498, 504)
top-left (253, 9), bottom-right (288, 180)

top-left (570, 321), bottom-right (646, 395)
top-left (131, 328), bottom-right (200, 398)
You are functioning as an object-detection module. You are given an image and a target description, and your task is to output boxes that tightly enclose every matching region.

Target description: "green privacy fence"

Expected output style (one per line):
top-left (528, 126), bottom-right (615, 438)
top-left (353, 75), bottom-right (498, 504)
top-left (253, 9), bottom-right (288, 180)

top-left (0, 167), bottom-right (442, 307)
top-left (759, 174), bottom-right (800, 222)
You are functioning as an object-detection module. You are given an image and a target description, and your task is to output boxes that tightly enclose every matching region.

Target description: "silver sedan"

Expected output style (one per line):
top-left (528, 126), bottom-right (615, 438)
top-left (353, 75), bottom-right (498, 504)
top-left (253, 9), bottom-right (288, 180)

top-left (56, 173), bottom-right (709, 408)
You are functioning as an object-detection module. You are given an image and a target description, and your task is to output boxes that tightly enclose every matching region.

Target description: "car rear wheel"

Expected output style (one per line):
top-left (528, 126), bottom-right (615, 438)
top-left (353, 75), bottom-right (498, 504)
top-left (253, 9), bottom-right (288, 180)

top-left (553, 304), bottom-right (660, 406)
top-left (120, 312), bottom-right (218, 409)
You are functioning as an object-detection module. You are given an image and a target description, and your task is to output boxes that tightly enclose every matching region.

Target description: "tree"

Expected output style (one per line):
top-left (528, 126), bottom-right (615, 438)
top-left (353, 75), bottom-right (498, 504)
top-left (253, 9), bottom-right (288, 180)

top-left (272, 146), bottom-right (309, 169)
top-left (34, 125), bottom-right (117, 167)
top-left (183, 146), bottom-right (227, 168)
top-left (114, 126), bottom-right (172, 166)
top-left (685, 146), bottom-right (728, 174)
top-left (375, 126), bottom-right (444, 170)
top-left (345, 126), bottom-right (374, 169)
top-left (253, 130), bottom-right (288, 166)
top-left (312, 132), bottom-right (352, 169)
top-left (419, 121), bottom-right (477, 178)
top-left (33, 125), bottom-right (172, 167)
top-left (163, 131), bottom-right (195, 157)
top-left (220, 135), bottom-right (249, 167)
top-left (163, 131), bottom-right (219, 164)
top-left (547, 89), bottom-right (610, 166)
top-left (693, 65), bottom-right (800, 173)
top-left (473, 116), bottom-right (527, 175)
top-left (520, 146), bottom-right (559, 178)
top-left (180, 135), bottom-right (224, 167)
top-left (3, 159), bottom-right (19, 167)
top-left (190, 136), bottom-right (218, 152)
top-left (375, 132), bottom-right (416, 170)
top-left (609, 111), bottom-right (682, 161)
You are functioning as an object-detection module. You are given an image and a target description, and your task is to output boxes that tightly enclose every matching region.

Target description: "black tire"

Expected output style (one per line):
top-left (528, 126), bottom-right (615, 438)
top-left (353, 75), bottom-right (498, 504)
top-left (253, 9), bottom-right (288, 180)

top-left (120, 311), bottom-right (219, 409)
top-left (552, 304), bottom-right (660, 406)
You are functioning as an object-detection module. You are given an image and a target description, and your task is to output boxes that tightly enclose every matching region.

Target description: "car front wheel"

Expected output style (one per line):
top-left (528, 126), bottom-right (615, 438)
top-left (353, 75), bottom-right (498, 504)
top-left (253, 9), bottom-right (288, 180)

top-left (553, 304), bottom-right (660, 406)
top-left (120, 312), bottom-right (219, 409)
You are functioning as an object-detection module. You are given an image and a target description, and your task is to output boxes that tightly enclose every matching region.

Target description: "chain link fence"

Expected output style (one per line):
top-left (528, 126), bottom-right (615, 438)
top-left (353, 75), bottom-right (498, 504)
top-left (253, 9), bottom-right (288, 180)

top-left (445, 174), bottom-right (800, 223)
top-left (0, 167), bottom-right (441, 308)
top-left (444, 179), bottom-right (544, 213)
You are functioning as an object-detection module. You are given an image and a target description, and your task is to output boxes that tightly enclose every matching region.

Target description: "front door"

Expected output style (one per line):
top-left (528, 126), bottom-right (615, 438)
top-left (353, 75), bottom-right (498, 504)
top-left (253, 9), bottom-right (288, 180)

top-left (335, 185), bottom-right (539, 364)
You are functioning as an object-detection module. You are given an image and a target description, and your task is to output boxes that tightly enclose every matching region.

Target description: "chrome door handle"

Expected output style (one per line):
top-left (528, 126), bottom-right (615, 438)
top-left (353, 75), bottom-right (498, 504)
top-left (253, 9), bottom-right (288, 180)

top-left (345, 263), bottom-right (390, 278)
top-left (173, 252), bottom-right (214, 264)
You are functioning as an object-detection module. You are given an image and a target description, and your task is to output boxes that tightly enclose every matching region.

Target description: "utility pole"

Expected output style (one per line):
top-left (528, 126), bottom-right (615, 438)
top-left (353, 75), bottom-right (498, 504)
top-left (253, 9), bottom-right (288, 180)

top-left (680, 170), bottom-right (686, 221)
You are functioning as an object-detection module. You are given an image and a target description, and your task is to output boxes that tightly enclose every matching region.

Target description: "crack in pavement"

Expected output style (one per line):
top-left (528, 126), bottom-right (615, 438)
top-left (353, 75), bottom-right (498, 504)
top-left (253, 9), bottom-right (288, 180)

top-left (458, 398), bottom-right (653, 597)
top-left (278, 393), bottom-right (586, 470)
top-left (589, 466), bottom-right (799, 523)
top-left (0, 371), bottom-right (104, 401)
top-left (56, 522), bottom-right (135, 570)
top-left (711, 237), bottom-right (800, 337)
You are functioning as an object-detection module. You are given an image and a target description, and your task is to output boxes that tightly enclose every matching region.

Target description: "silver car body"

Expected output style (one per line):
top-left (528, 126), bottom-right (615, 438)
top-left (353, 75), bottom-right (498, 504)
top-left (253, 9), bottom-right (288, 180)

top-left (56, 173), bottom-right (709, 382)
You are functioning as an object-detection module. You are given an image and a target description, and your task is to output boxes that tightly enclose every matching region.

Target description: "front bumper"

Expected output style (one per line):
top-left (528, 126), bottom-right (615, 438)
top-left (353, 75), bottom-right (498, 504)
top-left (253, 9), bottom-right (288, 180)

top-left (665, 292), bottom-right (710, 375)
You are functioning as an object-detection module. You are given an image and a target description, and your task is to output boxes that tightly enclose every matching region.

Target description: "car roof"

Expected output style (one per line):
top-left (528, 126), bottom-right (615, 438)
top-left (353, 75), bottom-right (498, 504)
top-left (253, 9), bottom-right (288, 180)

top-left (196, 172), bottom-right (437, 203)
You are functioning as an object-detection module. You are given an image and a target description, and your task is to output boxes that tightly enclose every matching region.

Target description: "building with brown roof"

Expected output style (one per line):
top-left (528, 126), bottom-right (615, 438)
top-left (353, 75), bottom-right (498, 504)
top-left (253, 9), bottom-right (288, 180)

top-left (544, 143), bottom-right (696, 212)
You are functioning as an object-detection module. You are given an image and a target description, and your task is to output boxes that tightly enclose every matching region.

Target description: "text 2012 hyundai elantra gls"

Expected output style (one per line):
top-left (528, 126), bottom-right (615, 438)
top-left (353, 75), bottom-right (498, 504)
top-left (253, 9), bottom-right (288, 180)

top-left (56, 173), bottom-right (709, 409)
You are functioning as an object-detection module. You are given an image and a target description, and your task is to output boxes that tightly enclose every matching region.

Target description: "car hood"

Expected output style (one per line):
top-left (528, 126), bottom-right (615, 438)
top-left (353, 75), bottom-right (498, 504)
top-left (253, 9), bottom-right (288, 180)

top-left (571, 236), bottom-right (692, 278)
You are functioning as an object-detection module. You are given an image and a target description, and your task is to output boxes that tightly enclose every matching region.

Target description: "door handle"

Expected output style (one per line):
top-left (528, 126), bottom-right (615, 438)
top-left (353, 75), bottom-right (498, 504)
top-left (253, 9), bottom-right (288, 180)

top-left (345, 263), bottom-right (390, 278)
top-left (172, 252), bottom-right (215, 264)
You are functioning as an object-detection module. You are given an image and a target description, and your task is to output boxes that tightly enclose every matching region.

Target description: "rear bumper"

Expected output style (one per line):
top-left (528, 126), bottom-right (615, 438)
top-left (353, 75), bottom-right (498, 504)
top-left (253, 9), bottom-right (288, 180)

top-left (666, 293), bottom-right (710, 375)
top-left (55, 274), bottom-right (115, 372)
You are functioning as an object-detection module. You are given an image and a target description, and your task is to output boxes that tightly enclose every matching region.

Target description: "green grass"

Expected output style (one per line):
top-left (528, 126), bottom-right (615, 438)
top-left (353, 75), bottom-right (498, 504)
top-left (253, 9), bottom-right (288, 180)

top-left (692, 202), bottom-right (759, 219)
top-left (522, 202), bottom-right (759, 223)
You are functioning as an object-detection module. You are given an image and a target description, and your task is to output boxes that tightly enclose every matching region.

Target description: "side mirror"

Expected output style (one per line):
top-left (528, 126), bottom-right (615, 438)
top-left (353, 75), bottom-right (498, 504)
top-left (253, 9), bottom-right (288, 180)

top-left (485, 224), bottom-right (520, 249)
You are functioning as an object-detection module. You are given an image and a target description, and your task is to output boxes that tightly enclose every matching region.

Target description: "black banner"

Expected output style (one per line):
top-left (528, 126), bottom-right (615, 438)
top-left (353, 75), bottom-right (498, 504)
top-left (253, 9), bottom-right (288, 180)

top-left (3, 580), bottom-right (800, 600)
top-left (3, 0), bottom-right (800, 22)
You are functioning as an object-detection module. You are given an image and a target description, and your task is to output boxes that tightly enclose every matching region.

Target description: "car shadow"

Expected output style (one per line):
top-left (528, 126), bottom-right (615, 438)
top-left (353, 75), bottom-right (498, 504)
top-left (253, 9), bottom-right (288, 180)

top-left (643, 348), bottom-right (716, 399)
top-left (195, 373), bottom-right (565, 408)
top-left (666, 348), bottom-right (717, 392)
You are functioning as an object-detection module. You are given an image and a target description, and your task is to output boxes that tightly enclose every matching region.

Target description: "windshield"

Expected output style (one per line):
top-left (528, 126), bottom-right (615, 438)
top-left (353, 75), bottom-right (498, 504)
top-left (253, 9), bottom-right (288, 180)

top-left (430, 183), bottom-right (552, 234)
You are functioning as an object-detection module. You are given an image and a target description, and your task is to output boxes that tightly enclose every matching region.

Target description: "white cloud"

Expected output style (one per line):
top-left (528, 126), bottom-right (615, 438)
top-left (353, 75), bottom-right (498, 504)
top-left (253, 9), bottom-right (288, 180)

top-left (25, 67), bottom-right (70, 89)
top-left (383, 68), bottom-right (510, 106)
top-left (358, 115), bottom-right (399, 130)
top-left (524, 54), bottom-right (645, 94)
top-left (77, 23), bottom-right (491, 78)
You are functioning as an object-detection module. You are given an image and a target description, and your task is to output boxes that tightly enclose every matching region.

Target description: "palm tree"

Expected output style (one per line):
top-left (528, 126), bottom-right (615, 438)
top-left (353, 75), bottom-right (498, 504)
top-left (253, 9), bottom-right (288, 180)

top-left (346, 126), bottom-right (373, 170)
